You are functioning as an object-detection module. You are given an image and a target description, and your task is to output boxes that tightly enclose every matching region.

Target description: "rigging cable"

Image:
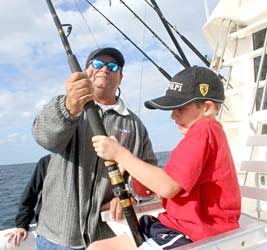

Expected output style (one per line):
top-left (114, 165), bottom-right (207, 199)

top-left (138, 6), bottom-right (148, 118)
top-left (148, 0), bottom-right (191, 67)
top-left (73, 0), bottom-right (99, 47)
top-left (119, 0), bottom-right (187, 68)
top-left (82, 0), bottom-right (172, 80)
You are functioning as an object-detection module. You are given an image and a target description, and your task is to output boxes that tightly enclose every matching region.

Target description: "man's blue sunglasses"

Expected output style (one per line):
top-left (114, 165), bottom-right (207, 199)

top-left (91, 59), bottom-right (120, 72)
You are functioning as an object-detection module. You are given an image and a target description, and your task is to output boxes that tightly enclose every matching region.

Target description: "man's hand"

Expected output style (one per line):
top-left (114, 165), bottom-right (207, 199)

top-left (110, 197), bottom-right (124, 221)
top-left (100, 197), bottom-right (124, 221)
top-left (5, 228), bottom-right (28, 247)
top-left (100, 196), bottom-right (137, 221)
top-left (65, 71), bottom-right (94, 116)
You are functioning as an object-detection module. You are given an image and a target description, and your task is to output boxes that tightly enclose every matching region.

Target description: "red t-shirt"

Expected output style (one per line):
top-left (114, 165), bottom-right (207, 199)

top-left (158, 119), bottom-right (241, 241)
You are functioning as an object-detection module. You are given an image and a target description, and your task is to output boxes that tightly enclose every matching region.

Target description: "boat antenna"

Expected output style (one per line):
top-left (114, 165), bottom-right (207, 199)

top-left (148, 0), bottom-right (191, 67)
top-left (144, 0), bottom-right (211, 67)
top-left (119, 0), bottom-right (188, 68)
top-left (204, 0), bottom-right (210, 20)
top-left (83, 0), bottom-right (171, 80)
top-left (45, 0), bottom-right (145, 247)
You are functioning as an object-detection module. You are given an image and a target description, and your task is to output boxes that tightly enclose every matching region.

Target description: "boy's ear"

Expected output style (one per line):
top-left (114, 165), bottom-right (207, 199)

top-left (204, 101), bottom-right (216, 116)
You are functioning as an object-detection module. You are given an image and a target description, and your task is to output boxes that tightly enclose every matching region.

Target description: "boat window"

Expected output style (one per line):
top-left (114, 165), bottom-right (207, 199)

top-left (253, 29), bottom-right (266, 50)
top-left (255, 87), bottom-right (267, 111)
top-left (253, 28), bottom-right (267, 82)
top-left (262, 124), bottom-right (267, 135)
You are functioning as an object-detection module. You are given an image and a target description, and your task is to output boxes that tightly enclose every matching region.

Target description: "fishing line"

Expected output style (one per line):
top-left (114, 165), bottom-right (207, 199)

top-left (73, 0), bottom-right (99, 47)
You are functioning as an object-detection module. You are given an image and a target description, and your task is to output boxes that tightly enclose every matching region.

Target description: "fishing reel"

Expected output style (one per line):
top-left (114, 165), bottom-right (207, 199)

top-left (127, 175), bottom-right (155, 203)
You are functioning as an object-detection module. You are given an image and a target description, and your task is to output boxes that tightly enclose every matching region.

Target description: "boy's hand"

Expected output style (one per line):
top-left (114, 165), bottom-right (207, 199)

top-left (92, 135), bottom-right (121, 160)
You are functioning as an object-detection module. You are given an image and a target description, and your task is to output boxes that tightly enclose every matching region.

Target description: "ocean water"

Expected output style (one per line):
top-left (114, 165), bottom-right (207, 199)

top-left (0, 162), bottom-right (36, 230)
top-left (0, 151), bottom-right (170, 231)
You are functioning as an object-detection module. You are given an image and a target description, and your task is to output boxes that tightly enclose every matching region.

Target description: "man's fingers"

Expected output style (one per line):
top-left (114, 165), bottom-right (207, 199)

top-left (14, 234), bottom-right (20, 247)
top-left (6, 233), bottom-right (13, 242)
top-left (115, 204), bottom-right (124, 221)
top-left (22, 231), bottom-right (28, 240)
top-left (110, 198), bottom-right (118, 220)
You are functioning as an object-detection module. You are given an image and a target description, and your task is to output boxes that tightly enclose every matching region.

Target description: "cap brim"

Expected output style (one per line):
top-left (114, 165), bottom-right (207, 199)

top-left (144, 96), bottom-right (190, 110)
top-left (89, 48), bottom-right (125, 67)
top-left (145, 96), bottom-right (225, 110)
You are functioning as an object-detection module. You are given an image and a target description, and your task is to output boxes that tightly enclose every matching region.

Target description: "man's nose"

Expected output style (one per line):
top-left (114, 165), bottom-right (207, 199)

top-left (100, 65), bottom-right (110, 72)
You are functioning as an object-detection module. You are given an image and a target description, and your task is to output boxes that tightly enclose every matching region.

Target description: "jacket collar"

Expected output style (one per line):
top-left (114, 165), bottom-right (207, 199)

top-left (95, 98), bottom-right (129, 116)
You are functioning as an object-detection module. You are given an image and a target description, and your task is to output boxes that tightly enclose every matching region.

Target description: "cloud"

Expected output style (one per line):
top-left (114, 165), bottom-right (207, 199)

top-left (0, 133), bottom-right (27, 145)
top-left (0, 0), bottom-right (218, 164)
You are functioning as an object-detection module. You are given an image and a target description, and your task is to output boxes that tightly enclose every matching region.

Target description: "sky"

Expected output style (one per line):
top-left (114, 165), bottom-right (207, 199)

top-left (0, 0), bottom-right (219, 165)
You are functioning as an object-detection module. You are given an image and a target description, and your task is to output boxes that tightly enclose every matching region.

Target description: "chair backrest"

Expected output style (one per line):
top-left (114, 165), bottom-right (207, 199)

top-left (239, 135), bottom-right (267, 219)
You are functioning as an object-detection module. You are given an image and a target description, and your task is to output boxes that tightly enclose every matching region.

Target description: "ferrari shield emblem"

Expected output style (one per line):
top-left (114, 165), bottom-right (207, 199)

top-left (199, 84), bottom-right (209, 96)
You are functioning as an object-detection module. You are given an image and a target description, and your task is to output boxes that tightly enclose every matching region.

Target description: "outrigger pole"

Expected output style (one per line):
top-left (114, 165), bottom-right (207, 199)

top-left (84, 0), bottom-right (172, 80)
top-left (148, 0), bottom-right (191, 67)
top-left (144, 0), bottom-right (211, 67)
top-left (45, 0), bottom-right (145, 247)
top-left (119, 0), bottom-right (188, 68)
top-left (144, 0), bottom-right (231, 86)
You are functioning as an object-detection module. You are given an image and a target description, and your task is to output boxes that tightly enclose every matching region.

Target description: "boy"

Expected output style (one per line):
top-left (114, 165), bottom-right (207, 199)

top-left (90, 66), bottom-right (241, 250)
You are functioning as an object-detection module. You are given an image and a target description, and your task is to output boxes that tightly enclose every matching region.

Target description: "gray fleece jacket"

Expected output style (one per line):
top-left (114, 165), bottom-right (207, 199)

top-left (32, 95), bottom-right (157, 248)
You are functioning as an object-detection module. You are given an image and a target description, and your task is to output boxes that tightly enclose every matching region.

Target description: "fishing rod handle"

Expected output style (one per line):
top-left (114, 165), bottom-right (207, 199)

top-left (68, 54), bottom-right (83, 73)
top-left (81, 64), bottom-right (145, 246)
top-left (66, 54), bottom-right (107, 135)
top-left (83, 101), bottom-right (107, 135)
top-left (120, 191), bottom-right (145, 246)
top-left (69, 54), bottom-right (146, 246)
top-left (105, 161), bottom-right (145, 246)
top-left (67, 54), bottom-right (108, 135)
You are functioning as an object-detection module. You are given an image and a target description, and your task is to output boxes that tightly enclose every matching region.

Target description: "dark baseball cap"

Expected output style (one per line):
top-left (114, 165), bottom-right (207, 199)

top-left (144, 66), bottom-right (225, 110)
top-left (85, 47), bottom-right (125, 68)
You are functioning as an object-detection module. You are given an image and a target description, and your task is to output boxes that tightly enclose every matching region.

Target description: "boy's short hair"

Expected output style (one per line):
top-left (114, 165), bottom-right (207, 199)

top-left (195, 100), bottom-right (222, 112)
top-left (145, 66), bottom-right (225, 110)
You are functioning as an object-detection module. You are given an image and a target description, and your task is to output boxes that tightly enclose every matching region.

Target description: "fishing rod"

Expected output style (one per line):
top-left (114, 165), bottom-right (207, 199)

top-left (148, 0), bottom-right (191, 67)
top-left (45, 0), bottom-right (145, 246)
top-left (119, 0), bottom-right (188, 68)
top-left (144, 0), bottom-right (210, 67)
top-left (83, 0), bottom-right (171, 80)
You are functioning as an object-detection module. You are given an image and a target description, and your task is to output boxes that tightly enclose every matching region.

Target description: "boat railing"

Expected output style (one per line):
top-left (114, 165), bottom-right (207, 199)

top-left (229, 18), bottom-right (267, 40)
top-left (250, 29), bottom-right (267, 116)
top-left (210, 19), bottom-right (232, 72)
top-left (209, 16), bottom-right (267, 125)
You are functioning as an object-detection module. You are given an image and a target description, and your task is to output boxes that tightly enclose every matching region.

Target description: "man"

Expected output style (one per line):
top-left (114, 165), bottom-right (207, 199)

top-left (32, 47), bottom-right (157, 250)
top-left (5, 155), bottom-right (50, 247)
